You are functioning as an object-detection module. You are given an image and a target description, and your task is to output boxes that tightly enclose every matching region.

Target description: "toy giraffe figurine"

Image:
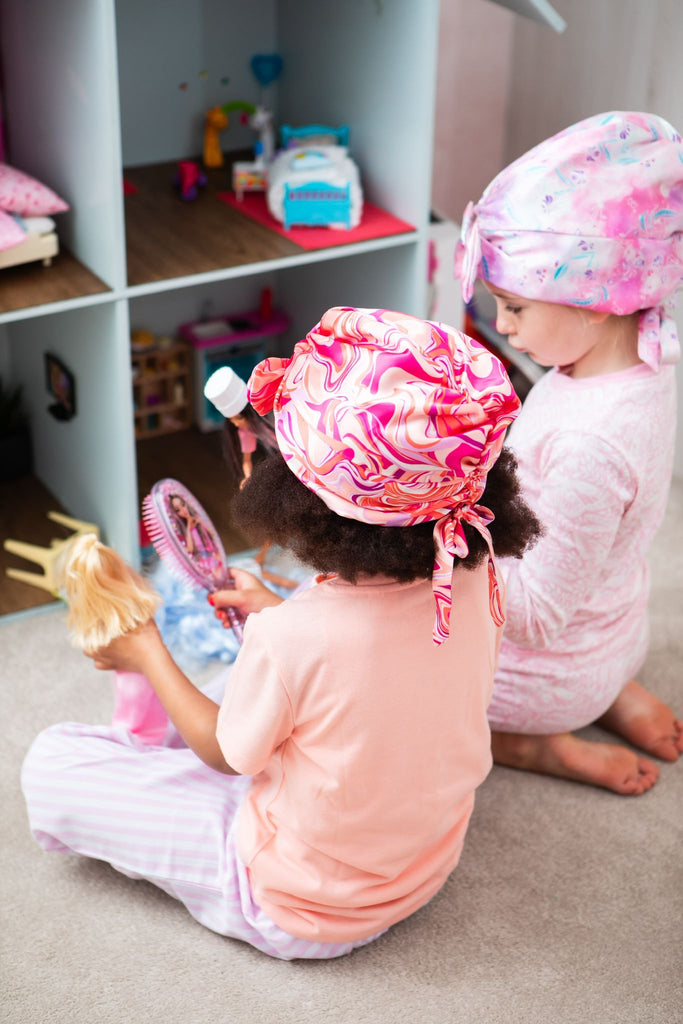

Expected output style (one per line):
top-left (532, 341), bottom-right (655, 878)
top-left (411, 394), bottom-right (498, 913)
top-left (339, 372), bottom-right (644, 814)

top-left (203, 101), bottom-right (257, 169)
top-left (57, 533), bottom-right (168, 745)
top-left (203, 106), bottom-right (229, 168)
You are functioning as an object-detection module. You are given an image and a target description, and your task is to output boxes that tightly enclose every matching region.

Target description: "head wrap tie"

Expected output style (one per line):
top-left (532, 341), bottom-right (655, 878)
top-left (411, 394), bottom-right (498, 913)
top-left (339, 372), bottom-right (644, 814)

top-left (248, 307), bottom-right (520, 644)
top-left (455, 111), bottom-right (683, 370)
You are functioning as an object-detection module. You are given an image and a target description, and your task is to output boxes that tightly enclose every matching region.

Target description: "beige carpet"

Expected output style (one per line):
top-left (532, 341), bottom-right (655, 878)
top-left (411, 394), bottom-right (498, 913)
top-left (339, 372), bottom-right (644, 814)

top-left (2, 482), bottom-right (682, 1024)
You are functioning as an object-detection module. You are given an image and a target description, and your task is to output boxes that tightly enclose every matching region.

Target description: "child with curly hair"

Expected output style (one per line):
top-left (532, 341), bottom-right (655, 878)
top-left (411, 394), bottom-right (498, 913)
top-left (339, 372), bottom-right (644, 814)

top-left (22, 307), bottom-right (539, 959)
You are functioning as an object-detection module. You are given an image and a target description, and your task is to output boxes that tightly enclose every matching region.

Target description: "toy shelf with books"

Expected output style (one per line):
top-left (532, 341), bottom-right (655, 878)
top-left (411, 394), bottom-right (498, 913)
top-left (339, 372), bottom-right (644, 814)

top-left (0, 0), bottom-right (440, 617)
top-left (130, 334), bottom-right (192, 441)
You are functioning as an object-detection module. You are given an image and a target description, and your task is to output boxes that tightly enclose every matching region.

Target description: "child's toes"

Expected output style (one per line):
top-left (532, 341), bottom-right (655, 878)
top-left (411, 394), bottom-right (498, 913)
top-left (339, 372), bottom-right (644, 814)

top-left (674, 719), bottom-right (683, 756)
top-left (646, 726), bottom-right (683, 762)
top-left (635, 757), bottom-right (659, 793)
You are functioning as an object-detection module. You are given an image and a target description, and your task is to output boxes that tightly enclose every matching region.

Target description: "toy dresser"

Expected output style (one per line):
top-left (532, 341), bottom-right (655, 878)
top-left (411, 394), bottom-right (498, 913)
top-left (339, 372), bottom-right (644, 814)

top-left (179, 308), bottom-right (289, 431)
top-left (232, 161), bottom-right (268, 200)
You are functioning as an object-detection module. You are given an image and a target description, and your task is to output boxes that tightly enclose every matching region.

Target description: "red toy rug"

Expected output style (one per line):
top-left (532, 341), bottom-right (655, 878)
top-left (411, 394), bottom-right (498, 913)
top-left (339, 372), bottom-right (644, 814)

top-left (217, 191), bottom-right (416, 251)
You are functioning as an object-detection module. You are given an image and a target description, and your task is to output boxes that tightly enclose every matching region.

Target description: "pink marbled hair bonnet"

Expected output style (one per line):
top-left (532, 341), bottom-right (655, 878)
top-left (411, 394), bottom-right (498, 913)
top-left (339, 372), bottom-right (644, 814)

top-left (248, 306), bottom-right (520, 644)
top-left (455, 111), bottom-right (683, 369)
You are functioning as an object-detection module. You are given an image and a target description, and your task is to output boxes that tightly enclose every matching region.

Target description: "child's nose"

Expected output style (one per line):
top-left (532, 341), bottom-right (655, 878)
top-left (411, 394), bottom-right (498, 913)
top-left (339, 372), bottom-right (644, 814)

top-left (495, 309), bottom-right (514, 335)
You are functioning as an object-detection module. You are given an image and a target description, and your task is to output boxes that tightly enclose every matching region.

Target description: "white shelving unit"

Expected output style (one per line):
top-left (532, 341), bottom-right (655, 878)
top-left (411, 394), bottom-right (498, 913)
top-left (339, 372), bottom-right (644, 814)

top-left (0, 0), bottom-right (440, 567)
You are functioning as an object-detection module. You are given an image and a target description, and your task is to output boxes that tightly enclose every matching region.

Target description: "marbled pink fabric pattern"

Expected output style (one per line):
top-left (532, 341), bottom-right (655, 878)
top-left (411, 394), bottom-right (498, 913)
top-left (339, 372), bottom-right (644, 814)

top-left (456, 111), bottom-right (683, 369)
top-left (248, 307), bottom-right (520, 643)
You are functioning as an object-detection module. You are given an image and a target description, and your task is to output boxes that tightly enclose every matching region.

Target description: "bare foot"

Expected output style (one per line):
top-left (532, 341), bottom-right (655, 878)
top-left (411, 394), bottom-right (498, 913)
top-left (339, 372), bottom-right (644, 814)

top-left (597, 680), bottom-right (683, 762)
top-left (491, 730), bottom-right (660, 796)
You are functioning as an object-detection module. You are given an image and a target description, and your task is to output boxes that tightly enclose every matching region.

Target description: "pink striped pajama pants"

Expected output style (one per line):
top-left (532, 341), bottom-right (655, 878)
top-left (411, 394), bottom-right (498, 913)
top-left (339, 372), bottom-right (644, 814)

top-left (20, 670), bottom-right (378, 960)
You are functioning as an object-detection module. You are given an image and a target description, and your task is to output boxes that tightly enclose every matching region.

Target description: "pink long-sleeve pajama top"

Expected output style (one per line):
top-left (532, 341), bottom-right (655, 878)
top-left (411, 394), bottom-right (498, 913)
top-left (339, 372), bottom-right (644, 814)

top-left (488, 362), bottom-right (677, 734)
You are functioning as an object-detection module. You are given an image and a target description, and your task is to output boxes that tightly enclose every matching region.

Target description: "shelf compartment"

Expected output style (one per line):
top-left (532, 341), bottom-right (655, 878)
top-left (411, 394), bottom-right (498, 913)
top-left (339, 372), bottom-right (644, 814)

top-left (123, 161), bottom-right (419, 289)
top-left (132, 340), bottom-right (192, 440)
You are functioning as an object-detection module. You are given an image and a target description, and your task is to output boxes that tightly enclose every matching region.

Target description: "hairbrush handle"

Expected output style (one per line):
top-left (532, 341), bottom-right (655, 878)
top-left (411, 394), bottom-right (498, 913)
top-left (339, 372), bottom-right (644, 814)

top-left (215, 574), bottom-right (245, 642)
top-left (225, 605), bottom-right (244, 642)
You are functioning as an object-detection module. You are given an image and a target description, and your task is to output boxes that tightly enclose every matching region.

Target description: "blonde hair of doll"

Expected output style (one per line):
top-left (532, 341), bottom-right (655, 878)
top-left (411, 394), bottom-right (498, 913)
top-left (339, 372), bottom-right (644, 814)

top-left (58, 533), bottom-right (160, 653)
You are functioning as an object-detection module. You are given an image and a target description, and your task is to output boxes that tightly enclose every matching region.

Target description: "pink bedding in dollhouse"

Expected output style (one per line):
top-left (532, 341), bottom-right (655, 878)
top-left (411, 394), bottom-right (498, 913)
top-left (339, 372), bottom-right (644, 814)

top-left (218, 190), bottom-right (415, 251)
top-left (0, 162), bottom-right (68, 269)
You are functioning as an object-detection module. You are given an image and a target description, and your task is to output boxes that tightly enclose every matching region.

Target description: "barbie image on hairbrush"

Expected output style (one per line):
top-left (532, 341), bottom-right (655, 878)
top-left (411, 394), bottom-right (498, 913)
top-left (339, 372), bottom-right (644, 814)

top-left (167, 491), bottom-right (224, 584)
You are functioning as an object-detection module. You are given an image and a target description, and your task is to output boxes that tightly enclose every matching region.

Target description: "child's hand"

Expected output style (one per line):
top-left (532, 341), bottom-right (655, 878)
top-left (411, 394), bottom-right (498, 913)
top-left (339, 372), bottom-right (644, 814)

top-left (210, 567), bottom-right (283, 627)
top-left (85, 619), bottom-right (164, 674)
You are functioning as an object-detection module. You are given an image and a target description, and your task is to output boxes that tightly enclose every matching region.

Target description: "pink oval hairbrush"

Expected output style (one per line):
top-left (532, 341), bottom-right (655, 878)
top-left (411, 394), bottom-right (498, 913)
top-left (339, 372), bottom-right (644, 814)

top-left (142, 478), bottom-right (244, 641)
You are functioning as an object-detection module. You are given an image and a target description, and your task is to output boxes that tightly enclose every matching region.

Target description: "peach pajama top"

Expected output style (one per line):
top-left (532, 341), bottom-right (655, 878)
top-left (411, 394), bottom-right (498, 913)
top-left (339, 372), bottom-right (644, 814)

top-left (217, 564), bottom-right (500, 943)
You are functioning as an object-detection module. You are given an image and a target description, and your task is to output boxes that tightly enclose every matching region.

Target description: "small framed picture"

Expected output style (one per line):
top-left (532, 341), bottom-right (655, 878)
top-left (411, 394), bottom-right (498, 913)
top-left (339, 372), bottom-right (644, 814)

top-left (45, 352), bottom-right (76, 421)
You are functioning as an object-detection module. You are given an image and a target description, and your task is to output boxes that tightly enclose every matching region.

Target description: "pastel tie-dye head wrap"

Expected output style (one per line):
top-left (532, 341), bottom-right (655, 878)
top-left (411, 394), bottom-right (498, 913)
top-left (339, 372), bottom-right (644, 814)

top-left (455, 111), bottom-right (683, 370)
top-left (247, 306), bottom-right (520, 644)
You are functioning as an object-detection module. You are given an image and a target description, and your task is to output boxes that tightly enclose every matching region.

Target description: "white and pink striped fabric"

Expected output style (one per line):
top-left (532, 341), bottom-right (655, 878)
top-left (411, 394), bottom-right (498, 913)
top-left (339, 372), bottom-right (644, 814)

top-left (20, 670), bottom-right (379, 960)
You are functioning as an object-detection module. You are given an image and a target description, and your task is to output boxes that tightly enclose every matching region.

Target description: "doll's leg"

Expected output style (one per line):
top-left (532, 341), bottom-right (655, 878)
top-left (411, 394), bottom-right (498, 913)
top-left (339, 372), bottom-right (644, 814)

top-left (254, 541), bottom-right (299, 590)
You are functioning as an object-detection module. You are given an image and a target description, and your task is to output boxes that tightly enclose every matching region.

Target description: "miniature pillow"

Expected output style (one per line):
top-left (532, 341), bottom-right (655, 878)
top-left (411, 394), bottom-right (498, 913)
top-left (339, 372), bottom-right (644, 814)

top-left (15, 214), bottom-right (57, 235)
top-left (0, 162), bottom-right (69, 216)
top-left (289, 150), bottom-right (333, 170)
top-left (287, 133), bottom-right (339, 148)
top-left (0, 209), bottom-right (28, 251)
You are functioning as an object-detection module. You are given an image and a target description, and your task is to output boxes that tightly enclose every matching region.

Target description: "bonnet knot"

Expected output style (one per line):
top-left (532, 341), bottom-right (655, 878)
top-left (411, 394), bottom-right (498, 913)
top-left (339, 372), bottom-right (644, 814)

top-left (248, 356), bottom-right (293, 414)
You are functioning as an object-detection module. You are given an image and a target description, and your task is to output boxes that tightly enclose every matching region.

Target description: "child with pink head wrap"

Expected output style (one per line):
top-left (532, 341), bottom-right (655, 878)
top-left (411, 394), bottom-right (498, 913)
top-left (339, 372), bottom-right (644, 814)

top-left (22, 306), bottom-right (539, 959)
top-left (456, 110), bottom-right (683, 795)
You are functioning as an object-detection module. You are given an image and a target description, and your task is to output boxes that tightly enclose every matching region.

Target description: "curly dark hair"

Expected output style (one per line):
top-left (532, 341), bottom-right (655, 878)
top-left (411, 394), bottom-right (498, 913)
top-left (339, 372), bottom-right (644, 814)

top-left (231, 448), bottom-right (542, 582)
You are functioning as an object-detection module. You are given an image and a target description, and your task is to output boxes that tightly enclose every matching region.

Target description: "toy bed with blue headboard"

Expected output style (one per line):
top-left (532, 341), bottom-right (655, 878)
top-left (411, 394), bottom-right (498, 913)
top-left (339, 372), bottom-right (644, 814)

top-left (266, 124), bottom-right (363, 231)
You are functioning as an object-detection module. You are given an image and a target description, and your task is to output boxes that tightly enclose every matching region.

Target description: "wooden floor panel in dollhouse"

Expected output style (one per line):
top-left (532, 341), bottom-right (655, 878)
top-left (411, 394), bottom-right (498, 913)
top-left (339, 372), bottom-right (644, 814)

top-left (0, 248), bottom-right (110, 315)
top-left (124, 160), bottom-right (300, 287)
top-left (0, 475), bottom-right (69, 615)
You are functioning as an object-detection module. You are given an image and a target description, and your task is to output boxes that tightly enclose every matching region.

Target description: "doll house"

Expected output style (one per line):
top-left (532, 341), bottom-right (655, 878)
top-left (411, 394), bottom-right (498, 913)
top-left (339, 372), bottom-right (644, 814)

top-left (0, 0), bottom-right (441, 614)
top-left (0, 0), bottom-right (569, 616)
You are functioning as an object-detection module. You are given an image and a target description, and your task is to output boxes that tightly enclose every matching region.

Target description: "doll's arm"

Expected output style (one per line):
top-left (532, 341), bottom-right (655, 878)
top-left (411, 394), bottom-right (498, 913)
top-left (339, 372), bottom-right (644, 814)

top-left (87, 621), bottom-right (240, 775)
